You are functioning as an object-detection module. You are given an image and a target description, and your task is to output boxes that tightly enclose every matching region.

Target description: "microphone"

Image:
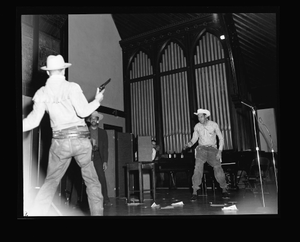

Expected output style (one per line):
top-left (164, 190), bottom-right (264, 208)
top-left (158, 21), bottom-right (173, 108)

top-left (241, 100), bottom-right (254, 109)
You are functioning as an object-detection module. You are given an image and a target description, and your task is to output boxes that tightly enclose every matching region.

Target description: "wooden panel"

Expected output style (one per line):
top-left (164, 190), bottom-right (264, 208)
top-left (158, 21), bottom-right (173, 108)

top-left (106, 130), bottom-right (116, 198)
top-left (117, 132), bottom-right (134, 197)
top-left (138, 136), bottom-right (152, 162)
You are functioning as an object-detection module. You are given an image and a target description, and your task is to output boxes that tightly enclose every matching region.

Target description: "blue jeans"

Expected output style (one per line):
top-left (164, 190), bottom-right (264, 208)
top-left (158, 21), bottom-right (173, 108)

top-left (192, 146), bottom-right (227, 193)
top-left (31, 128), bottom-right (103, 216)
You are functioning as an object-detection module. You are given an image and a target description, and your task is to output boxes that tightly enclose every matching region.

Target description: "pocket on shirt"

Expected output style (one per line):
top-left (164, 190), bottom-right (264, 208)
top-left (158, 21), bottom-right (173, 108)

top-left (209, 130), bottom-right (215, 136)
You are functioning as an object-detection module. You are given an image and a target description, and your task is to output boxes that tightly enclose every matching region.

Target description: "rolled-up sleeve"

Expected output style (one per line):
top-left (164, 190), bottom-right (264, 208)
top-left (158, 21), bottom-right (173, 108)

top-left (190, 125), bottom-right (199, 145)
top-left (69, 83), bottom-right (100, 118)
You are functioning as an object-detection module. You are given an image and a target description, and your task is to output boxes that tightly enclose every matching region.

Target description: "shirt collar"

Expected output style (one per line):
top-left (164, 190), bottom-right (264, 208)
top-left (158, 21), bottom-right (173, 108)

top-left (45, 75), bottom-right (66, 88)
top-left (90, 126), bottom-right (98, 130)
top-left (47, 75), bottom-right (66, 83)
top-left (199, 120), bottom-right (210, 126)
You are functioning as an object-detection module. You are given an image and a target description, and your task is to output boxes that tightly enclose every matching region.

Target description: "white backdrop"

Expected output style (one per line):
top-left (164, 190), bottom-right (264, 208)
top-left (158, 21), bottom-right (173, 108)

top-left (68, 14), bottom-right (123, 111)
top-left (257, 108), bottom-right (277, 152)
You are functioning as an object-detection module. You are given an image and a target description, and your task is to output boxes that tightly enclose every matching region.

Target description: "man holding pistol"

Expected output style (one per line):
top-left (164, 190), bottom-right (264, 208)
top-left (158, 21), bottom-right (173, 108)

top-left (23, 55), bottom-right (105, 216)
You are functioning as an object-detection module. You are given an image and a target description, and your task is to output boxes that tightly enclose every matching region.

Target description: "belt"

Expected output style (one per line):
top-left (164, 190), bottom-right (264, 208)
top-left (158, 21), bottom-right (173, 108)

top-left (53, 131), bottom-right (90, 139)
top-left (53, 133), bottom-right (90, 139)
top-left (197, 145), bottom-right (216, 149)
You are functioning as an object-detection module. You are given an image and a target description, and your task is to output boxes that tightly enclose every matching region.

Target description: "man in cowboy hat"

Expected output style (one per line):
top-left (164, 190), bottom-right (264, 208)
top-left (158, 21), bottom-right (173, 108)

top-left (23, 55), bottom-right (105, 216)
top-left (185, 108), bottom-right (229, 200)
top-left (87, 111), bottom-right (112, 206)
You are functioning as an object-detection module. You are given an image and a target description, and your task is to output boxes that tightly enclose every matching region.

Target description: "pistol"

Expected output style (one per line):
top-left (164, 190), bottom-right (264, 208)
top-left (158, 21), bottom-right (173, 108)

top-left (99, 78), bottom-right (111, 92)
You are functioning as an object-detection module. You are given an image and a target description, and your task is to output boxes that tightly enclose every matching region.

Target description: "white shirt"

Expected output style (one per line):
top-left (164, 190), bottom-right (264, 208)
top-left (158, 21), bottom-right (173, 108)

top-left (190, 120), bottom-right (224, 150)
top-left (152, 148), bottom-right (156, 161)
top-left (23, 75), bottom-right (100, 132)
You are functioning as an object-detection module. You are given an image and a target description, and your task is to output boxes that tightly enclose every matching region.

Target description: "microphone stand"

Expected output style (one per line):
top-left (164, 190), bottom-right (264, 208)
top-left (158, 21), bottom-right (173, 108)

top-left (241, 101), bottom-right (266, 207)
top-left (259, 118), bottom-right (278, 192)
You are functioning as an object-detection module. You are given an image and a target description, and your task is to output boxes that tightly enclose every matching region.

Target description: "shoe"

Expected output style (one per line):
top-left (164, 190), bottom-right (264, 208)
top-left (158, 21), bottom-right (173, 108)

top-left (221, 189), bottom-right (230, 199)
top-left (104, 200), bottom-right (113, 206)
top-left (190, 194), bottom-right (197, 201)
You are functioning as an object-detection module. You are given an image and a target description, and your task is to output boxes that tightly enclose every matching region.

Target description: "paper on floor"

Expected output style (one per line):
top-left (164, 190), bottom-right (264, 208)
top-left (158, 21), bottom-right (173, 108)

top-left (221, 205), bottom-right (238, 211)
top-left (161, 205), bottom-right (175, 209)
top-left (210, 203), bottom-right (227, 207)
top-left (171, 201), bottom-right (184, 206)
top-left (127, 203), bottom-right (144, 206)
top-left (151, 202), bottom-right (160, 208)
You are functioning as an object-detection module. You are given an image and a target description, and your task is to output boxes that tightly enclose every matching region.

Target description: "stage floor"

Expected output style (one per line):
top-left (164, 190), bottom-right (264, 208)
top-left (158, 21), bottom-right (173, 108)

top-left (61, 182), bottom-right (278, 217)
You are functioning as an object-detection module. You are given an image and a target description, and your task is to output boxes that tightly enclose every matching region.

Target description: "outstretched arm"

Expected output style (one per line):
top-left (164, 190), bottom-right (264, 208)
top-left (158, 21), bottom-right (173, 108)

top-left (23, 92), bottom-right (46, 132)
top-left (69, 83), bottom-right (104, 118)
top-left (185, 125), bottom-right (199, 148)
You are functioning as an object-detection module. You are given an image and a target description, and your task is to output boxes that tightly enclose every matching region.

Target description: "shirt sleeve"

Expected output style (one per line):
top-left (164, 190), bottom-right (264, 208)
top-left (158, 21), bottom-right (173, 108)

top-left (69, 83), bottom-right (100, 118)
top-left (190, 125), bottom-right (199, 145)
top-left (215, 123), bottom-right (224, 151)
top-left (23, 90), bottom-right (46, 132)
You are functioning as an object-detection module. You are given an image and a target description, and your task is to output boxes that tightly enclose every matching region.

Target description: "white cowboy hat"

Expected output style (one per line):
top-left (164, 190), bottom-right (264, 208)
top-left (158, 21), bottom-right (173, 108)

top-left (40, 55), bottom-right (72, 71)
top-left (87, 111), bottom-right (104, 122)
top-left (194, 108), bottom-right (210, 117)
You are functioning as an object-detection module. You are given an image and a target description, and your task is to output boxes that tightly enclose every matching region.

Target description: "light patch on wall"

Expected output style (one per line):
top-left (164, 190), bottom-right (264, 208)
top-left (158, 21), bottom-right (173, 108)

top-left (69, 14), bottom-right (123, 111)
top-left (257, 108), bottom-right (277, 152)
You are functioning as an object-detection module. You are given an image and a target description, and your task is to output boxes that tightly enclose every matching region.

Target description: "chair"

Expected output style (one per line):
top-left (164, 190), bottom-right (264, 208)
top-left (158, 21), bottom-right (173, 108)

top-left (126, 162), bottom-right (156, 203)
top-left (243, 157), bottom-right (270, 195)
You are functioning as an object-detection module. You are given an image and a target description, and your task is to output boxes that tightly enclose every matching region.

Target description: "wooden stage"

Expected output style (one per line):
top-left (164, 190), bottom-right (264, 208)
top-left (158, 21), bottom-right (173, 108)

top-left (46, 182), bottom-right (278, 217)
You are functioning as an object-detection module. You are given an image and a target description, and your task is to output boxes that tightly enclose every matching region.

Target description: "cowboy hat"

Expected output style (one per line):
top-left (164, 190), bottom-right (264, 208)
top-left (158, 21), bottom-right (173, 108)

top-left (41, 55), bottom-right (72, 71)
top-left (87, 111), bottom-right (104, 122)
top-left (194, 108), bottom-right (210, 117)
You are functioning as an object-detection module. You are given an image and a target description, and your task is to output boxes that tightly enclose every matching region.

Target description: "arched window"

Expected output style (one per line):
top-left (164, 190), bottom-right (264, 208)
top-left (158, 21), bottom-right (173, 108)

top-left (159, 41), bottom-right (190, 153)
top-left (193, 32), bottom-right (233, 149)
top-left (129, 50), bottom-right (156, 138)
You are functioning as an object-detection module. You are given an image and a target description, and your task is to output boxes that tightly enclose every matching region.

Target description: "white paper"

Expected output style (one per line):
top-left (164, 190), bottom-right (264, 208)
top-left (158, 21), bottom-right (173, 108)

top-left (161, 206), bottom-right (175, 209)
top-left (151, 202), bottom-right (160, 208)
top-left (210, 203), bottom-right (227, 207)
top-left (127, 203), bottom-right (144, 206)
top-left (221, 205), bottom-right (238, 211)
top-left (171, 201), bottom-right (184, 206)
